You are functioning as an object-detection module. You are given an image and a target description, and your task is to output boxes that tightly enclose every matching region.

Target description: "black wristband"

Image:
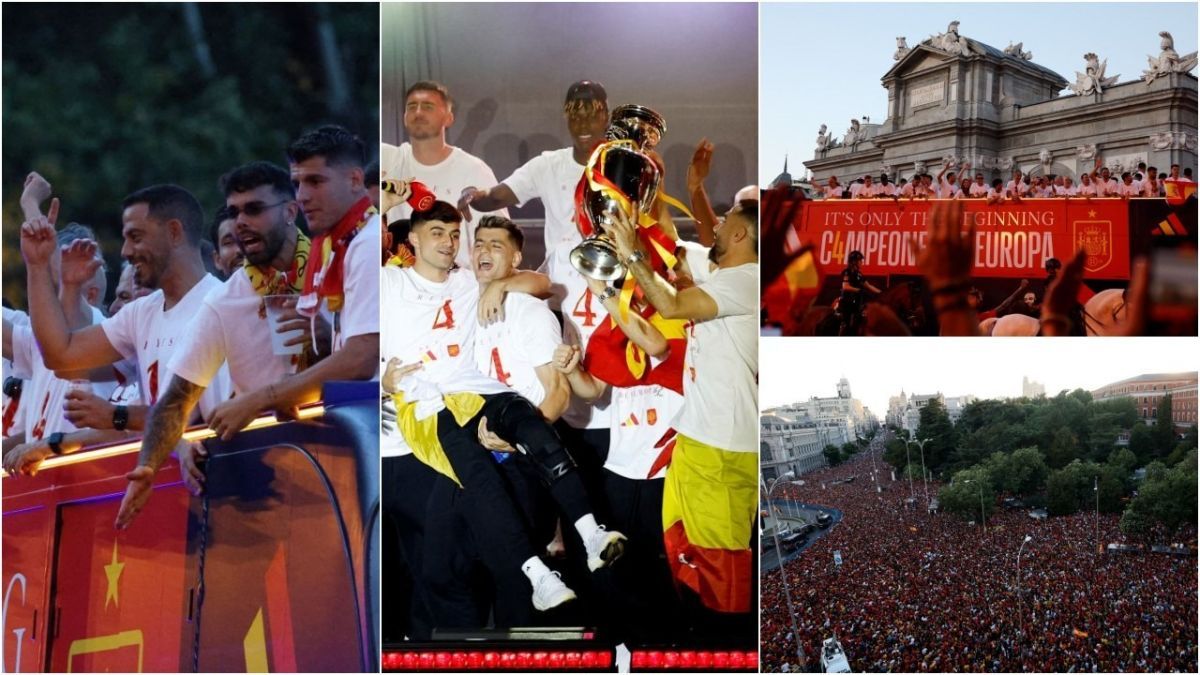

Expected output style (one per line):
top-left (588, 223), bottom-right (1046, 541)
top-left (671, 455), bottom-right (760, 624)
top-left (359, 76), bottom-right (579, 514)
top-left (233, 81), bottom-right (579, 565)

top-left (112, 404), bottom-right (129, 431)
top-left (47, 431), bottom-right (66, 456)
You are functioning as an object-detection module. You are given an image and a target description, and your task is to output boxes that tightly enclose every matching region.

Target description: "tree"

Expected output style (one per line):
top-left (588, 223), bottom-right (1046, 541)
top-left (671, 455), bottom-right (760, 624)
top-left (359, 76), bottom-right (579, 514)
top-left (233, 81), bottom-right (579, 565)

top-left (1128, 423), bottom-right (1156, 464)
top-left (1149, 394), bottom-right (1176, 458)
top-left (1005, 446), bottom-right (1050, 495)
top-left (883, 438), bottom-right (908, 472)
top-left (2, 3), bottom-right (380, 307)
top-left (1106, 447), bottom-right (1138, 489)
top-left (1045, 466), bottom-right (1081, 516)
top-left (1120, 449), bottom-right (1198, 538)
top-left (916, 398), bottom-right (956, 472)
top-left (823, 444), bottom-right (842, 467)
top-left (1045, 427), bottom-right (1079, 469)
top-left (938, 467), bottom-right (994, 522)
top-left (841, 441), bottom-right (858, 459)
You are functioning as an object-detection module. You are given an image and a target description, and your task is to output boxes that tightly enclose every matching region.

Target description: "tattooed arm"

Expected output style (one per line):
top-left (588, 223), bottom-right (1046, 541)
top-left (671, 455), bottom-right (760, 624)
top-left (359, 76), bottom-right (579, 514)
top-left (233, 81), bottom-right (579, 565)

top-left (115, 375), bottom-right (206, 529)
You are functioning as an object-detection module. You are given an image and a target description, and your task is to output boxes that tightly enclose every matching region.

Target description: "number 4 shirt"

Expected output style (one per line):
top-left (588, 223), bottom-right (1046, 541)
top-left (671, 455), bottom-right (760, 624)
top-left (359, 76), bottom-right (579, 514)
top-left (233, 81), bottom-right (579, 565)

top-left (380, 266), bottom-right (507, 458)
top-left (474, 292), bottom-right (562, 408)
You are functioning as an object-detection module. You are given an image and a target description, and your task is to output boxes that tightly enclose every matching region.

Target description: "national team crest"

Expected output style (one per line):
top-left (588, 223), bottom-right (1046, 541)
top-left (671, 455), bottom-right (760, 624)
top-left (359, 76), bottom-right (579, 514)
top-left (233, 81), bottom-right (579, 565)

top-left (1073, 218), bottom-right (1113, 272)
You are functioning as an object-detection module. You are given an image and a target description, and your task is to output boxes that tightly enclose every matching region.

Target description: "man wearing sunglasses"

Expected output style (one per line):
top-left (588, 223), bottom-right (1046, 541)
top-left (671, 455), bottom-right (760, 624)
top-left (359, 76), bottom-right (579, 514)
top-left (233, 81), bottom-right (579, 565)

top-left (116, 127), bottom-right (380, 529)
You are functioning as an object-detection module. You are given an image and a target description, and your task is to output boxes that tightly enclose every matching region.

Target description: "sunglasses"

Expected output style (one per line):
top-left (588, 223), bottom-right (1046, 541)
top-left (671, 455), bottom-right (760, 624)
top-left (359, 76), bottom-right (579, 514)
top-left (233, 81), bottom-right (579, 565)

top-left (224, 200), bottom-right (290, 219)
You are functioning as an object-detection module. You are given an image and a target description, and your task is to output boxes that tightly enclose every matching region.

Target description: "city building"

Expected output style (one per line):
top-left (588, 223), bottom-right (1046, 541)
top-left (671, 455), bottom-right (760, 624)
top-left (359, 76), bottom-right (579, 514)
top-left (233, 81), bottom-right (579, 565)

top-left (1022, 376), bottom-right (1046, 398)
top-left (1092, 372), bottom-right (1198, 429)
top-left (761, 378), bottom-right (878, 480)
top-left (805, 22), bottom-right (1197, 186)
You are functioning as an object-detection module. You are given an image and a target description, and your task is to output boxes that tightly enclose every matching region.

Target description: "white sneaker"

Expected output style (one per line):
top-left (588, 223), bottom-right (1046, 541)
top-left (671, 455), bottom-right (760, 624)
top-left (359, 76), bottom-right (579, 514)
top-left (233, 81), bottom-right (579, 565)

top-left (531, 570), bottom-right (576, 611)
top-left (584, 525), bottom-right (627, 571)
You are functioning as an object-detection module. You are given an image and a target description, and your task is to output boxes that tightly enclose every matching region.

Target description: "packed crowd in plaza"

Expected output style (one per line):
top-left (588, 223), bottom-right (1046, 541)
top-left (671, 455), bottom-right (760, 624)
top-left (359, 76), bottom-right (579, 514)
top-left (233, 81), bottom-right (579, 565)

top-left (760, 435), bottom-right (1198, 673)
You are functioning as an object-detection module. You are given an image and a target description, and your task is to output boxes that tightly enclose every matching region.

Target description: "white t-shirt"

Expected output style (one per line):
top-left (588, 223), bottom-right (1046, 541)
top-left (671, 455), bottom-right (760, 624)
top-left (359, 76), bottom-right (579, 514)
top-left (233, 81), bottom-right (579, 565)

top-left (169, 270), bottom-right (297, 397)
top-left (1096, 177), bottom-right (1119, 196)
top-left (559, 267), bottom-right (612, 430)
top-left (937, 179), bottom-right (962, 198)
top-left (329, 218), bottom-right (381, 360)
top-left (1005, 180), bottom-right (1028, 197)
top-left (380, 142), bottom-right (508, 270)
top-left (501, 146), bottom-right (615, 429)
top-left (3, 308), bottom-right (29, 439)
top-left (677, 240), bottom-right (716, 286)
top-left (11, 306), bottom-right (115, 441)
top-left (968, 182), bottom-right (990, 197)
top-left (1116, 181), bottom-right (1140, 197)
top-left (605, 382), bottom-right (685, 480)
top-left (380, 266), bottom-right (508, 457)
top-left (821, 184), bottom-right (843, 199)
top-left (102, 274), bottom-right (232, 420)
top-left (502, 147), bottom-right (586, 281)
top-left (1077, 182), bottom-right (1098, 196)
top-left (849, 183), bottom-right (877, 199)
top-left (475, 291), bottom-right (561, 408)
top-left (673, 263), bottom-right (758, 453)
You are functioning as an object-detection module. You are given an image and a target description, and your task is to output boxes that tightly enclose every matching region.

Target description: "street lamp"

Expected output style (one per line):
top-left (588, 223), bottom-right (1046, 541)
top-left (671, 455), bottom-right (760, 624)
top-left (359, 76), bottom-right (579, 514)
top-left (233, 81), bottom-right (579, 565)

top-left (1016, 534), bottom-right (1033, 637)
top-left (906, 437), bottom-right (932, 508)
top-left (767, 472), bottom-right (807, 670)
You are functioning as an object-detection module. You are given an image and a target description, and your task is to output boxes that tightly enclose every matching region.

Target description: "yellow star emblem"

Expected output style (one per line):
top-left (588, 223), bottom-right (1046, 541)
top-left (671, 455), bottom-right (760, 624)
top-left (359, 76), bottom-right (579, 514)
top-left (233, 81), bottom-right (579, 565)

top-left (104, 540), bottom-right (125, 609)
top-left (1088, 210), bottom-right (1097, 218)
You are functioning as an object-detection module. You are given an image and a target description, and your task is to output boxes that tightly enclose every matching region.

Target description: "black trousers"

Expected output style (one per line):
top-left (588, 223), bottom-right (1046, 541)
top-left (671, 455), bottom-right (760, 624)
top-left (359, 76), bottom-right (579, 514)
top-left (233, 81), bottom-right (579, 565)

top-left (381, 454), bottom-right (439, 641)
top-left (592, 471), bottom-right (685, 645)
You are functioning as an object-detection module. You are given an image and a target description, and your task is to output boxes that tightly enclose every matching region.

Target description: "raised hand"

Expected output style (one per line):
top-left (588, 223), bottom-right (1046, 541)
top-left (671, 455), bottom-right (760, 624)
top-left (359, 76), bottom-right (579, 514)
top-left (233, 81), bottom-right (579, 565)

top-left (20, 198), bottom-right (60, 266)
top-left (60, 238), bottom-right (102, 286)
top-left (687, 138), bottom-right (715, 191)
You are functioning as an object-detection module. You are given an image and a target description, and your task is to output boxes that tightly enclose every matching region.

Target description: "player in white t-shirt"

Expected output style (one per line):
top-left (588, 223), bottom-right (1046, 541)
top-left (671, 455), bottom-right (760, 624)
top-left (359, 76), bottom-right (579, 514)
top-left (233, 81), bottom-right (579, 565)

top-left (471, 217), bottom-right (569, 420)
top-left (381, 80), bottom-right (508, 269)
top-left (381, 201), bottom-right (625, 619)
top-left (116, 128), bottom-right (380, 528)
top-left (967, 172), bottom-right (990, 197)
top-left (456, 80), bottom-right (614, 471)
top-left (606, 197), bottom-right (758, 624)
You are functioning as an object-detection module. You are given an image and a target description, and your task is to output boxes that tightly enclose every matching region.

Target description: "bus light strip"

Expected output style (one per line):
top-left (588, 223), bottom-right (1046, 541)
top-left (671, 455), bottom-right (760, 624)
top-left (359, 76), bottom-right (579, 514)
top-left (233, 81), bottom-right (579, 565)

top-left (629, 650), bottom-right (759, 670)
top-left (382, 649), bottom-right (615, 671)
top-left (2, 404), bottom-right (325, 478)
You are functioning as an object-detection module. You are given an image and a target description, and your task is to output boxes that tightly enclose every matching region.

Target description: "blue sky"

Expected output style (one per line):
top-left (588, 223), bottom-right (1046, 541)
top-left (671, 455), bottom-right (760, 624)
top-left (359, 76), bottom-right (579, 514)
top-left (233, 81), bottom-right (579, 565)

top-left (760, 1), bottom-right (1198, 184)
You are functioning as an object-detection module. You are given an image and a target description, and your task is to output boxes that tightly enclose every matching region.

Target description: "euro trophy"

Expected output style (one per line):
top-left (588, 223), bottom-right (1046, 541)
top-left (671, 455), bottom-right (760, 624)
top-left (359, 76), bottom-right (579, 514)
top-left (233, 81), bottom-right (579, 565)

top-left (571, 105), bottom-right (667, 281)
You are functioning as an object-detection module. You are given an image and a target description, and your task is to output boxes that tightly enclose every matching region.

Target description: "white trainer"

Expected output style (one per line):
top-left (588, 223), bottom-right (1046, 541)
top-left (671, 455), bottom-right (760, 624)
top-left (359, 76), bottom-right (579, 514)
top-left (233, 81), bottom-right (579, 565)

top-left (531, 570), bottom-right (576, 611)
top-left (584, 525), bottom-right (627, 571)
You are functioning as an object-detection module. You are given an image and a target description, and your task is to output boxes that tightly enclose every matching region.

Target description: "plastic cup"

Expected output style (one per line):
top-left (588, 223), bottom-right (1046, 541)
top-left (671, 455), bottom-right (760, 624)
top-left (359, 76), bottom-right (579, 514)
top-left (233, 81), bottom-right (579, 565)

top-left (264, 295), bottom-right (305, 355)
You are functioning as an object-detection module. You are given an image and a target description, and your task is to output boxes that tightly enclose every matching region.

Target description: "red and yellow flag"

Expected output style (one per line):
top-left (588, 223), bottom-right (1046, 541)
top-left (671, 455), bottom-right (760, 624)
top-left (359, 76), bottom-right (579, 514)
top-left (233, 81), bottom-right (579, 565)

top-left (662, 434), bottom-right (757, 613)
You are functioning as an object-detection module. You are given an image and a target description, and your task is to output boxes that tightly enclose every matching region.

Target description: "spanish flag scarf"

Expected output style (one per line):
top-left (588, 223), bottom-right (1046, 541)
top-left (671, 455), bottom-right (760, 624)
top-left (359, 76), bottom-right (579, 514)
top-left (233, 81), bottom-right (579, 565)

top-left (298, 196), bottom-right (377, 317)
top-left (244, 229), bottom-right (312, 297)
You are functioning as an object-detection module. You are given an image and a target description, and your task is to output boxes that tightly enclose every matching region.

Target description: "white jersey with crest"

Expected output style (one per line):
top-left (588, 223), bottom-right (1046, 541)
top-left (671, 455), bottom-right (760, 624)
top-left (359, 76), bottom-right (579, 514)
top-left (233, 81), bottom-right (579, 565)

top-left (474, 291), bottom-right (561, 408)
top-left (380, 266), bottom-right (507, 458)
top-left (606, 382), bottom-right (685, 480)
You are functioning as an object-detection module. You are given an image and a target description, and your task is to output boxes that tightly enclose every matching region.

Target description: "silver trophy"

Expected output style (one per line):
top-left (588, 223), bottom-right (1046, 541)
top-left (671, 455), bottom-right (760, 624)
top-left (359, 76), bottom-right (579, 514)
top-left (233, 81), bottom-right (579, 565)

top-left (571, 105), bottom-right (666, 281)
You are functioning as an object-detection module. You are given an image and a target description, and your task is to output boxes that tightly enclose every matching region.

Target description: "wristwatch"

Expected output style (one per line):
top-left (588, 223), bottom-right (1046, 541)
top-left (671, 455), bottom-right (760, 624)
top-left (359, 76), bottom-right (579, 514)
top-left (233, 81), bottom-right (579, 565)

top-left (47, 431), bottom-right (66, 456)
top-left (112, 404), bottom-right (129, 431)
top-left (623, 250), bottom-right (646, 267)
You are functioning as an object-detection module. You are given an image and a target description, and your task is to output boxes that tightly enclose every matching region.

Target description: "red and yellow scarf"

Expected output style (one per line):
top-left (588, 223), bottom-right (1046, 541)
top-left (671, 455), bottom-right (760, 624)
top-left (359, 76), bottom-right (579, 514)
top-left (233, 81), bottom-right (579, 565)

top-left (298, 196), bottom-right (377, 317)
top-left (244, 229), bottom-right (312, 303)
